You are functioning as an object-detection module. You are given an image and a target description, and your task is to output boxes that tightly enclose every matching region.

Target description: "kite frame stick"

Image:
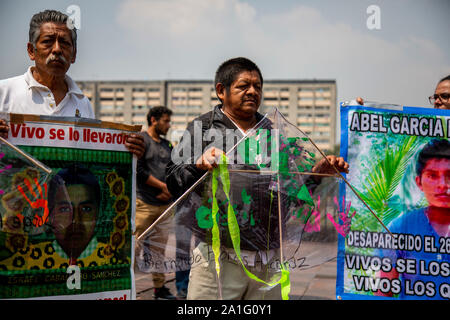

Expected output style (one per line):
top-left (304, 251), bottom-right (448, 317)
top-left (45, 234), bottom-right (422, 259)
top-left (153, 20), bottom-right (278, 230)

top-left (137, 114), bottom-right (269, 241)
top-left (277, 174), bottom-right (284, 261)
top-left (307, 137), bottom-right (393, 236)
top-left (274, 109), bottom-right (393, 237)
top-left (139, 106), bottom-right (392, 240)
top-left (136, 170), bottom-right (209, 240)
top-left (0, 136), bottom-right (52, 174)
top-left (228, 169), bottom-right (338, 177)
top-left (274, 125), bottom-right (284, 264)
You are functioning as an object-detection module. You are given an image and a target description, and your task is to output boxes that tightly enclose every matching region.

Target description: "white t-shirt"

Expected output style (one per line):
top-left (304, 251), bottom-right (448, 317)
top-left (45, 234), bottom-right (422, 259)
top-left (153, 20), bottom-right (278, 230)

top-left (0, 67), bottom-right (95, 119)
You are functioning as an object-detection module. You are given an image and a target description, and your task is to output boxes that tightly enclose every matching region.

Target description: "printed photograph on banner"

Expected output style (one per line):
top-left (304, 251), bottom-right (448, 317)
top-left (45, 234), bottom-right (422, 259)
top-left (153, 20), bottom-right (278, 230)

top-left (337, 105), bottom-right (450, 300)
top-left (0, 116), bottom-right (137, 299)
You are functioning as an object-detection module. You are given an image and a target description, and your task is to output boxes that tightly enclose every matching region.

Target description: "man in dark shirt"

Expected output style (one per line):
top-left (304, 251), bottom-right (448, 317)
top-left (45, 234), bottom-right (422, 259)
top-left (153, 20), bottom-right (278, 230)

top-left (135, 106), bottom-right (175, 300)
top-left (166, 57), bottom-right (348, 300)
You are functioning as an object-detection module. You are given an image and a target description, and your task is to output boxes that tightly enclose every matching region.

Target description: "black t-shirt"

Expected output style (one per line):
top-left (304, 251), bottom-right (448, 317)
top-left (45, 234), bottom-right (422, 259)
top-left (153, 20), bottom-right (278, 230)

top-left (136, 131), bottom-right (173, 205)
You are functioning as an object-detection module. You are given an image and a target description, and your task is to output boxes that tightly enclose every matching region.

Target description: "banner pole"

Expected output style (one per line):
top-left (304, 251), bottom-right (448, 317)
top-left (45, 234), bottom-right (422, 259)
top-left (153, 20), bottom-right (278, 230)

top-left (0, 136), bottom-right (52, 174)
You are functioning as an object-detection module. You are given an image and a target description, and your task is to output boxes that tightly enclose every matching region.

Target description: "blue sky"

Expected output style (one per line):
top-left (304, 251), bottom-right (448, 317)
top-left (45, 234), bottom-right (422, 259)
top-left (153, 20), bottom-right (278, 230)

top-left (1, 0), bottom-right (449, 107)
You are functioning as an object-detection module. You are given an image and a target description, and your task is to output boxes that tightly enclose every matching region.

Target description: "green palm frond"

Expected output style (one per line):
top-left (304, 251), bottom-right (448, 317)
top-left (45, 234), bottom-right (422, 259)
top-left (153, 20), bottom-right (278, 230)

top-left (356, 135), bottom-right (421, 229)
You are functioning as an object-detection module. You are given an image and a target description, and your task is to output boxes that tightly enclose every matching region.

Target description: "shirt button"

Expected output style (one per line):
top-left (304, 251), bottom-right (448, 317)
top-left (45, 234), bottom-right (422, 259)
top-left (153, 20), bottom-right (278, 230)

top-left (47, 93), bottom-right (51, 97)
top-left (50, 103), bottom-right (54, 107)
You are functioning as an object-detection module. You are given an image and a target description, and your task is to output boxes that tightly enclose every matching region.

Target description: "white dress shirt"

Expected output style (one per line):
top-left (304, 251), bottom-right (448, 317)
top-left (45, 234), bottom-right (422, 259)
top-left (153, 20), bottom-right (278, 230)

top-left (0, 67), bottom-right (94, 119)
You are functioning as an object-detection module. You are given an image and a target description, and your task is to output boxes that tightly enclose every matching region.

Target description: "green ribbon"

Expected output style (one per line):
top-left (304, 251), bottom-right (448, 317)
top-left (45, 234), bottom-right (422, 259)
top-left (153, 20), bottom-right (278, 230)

top-left (211, 154), bottom-right (291, 300)
top-left (211, 167), bottom-right (222, 286)
top-left (280, 263), bottom-right (291, 300)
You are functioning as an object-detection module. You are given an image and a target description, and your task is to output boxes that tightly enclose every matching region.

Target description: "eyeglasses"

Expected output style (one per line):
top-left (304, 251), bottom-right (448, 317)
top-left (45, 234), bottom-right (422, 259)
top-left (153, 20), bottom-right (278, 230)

top-left (429, 93), bottom-right (450, 104)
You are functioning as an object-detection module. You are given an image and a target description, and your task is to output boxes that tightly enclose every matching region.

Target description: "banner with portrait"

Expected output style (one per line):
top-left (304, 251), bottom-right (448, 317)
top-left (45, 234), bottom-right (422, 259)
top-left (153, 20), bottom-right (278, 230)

top-left (337, 105), bottom-right (450, 300)
top-left (0, 113), bottom-right (139, 300)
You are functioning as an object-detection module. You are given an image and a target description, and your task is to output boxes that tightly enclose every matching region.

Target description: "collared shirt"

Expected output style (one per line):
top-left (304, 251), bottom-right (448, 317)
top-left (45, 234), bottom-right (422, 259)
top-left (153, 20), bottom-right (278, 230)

top-left (52, 237), bottom-right (99, 260)
top-left (0, 67), bottom-right (94, 118)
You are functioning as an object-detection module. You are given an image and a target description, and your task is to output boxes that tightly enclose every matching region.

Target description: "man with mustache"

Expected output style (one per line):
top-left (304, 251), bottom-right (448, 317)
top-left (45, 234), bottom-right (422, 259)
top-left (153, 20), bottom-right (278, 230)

top-left (0, 10), bottom-right (144, 157)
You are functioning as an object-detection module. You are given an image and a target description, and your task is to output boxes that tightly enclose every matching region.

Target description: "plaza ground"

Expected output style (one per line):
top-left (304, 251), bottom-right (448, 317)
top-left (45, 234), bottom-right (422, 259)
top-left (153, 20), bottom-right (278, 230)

top-left (135, 241), bottom-right (338, 300)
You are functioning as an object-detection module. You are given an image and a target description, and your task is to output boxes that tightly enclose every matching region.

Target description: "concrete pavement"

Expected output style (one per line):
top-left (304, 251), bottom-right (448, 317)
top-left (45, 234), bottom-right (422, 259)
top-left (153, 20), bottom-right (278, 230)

top-left (135, 259), bottom-right (337, 300)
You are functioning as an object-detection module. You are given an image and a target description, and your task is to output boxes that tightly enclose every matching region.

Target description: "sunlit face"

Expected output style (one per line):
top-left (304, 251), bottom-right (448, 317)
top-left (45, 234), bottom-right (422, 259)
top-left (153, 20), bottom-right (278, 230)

top-left (217, 70), bottom-right (262, 120)
top-left (51, 184), bottom-right (99, 259)
top-left (416, 158), bottom-right (450, 209)
top-left (27, 22), bottom-right (76, 77)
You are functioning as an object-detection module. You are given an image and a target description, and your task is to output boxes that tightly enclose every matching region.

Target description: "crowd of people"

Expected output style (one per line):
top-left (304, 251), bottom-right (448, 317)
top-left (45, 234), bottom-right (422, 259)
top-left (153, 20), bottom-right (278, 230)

top-left (0, 9), bottom-right (448, 300)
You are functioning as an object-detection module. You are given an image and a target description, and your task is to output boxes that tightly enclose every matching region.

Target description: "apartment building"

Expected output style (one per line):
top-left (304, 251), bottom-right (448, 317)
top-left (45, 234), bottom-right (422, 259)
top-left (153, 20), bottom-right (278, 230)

top-left (77, 80), bottom-right (336, 151)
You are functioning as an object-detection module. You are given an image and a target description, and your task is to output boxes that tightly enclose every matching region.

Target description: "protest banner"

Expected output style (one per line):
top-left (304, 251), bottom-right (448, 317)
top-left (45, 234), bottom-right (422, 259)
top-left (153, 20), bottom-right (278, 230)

top-left (0, 113), bottom-right (140, 300)
top-left (337, 105), bottom-right (450, 300)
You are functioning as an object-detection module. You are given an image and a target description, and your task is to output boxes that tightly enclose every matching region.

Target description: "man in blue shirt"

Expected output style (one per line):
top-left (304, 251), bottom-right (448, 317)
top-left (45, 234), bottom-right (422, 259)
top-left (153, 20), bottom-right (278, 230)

top-left (379, 139), bottom-right (450, 299)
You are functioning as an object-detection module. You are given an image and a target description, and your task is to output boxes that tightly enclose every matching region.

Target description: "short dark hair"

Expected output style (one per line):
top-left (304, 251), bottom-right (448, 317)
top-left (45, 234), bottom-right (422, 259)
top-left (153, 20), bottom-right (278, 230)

top-left (214, 57), bottom-right (263, 101)
top-left (48, 164), bottom-right (101, 213)
top-left (438, 75), bottom-right (450, 84)
top-left (29, 10), bottom-right (77, 50)
top-left (147, 106), bottom-right (172, 126)
top-left (416, 139), bottom-right (450, 176)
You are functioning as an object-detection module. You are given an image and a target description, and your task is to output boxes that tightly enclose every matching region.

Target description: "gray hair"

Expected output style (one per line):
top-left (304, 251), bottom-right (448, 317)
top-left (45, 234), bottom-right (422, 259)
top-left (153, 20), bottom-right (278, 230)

top-left (29, 10), bottom-right (77, 50)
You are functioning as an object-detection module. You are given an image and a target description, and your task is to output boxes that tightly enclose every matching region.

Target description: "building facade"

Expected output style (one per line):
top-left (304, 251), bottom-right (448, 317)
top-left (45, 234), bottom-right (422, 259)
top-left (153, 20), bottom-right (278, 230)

top-left (77, 80), bottom-right (336, 151)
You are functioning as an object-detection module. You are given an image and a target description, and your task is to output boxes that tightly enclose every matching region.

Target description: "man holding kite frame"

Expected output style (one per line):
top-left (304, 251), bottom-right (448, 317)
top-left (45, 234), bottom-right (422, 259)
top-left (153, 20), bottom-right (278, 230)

top-left (165, 57), bottom-right (349, 300)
